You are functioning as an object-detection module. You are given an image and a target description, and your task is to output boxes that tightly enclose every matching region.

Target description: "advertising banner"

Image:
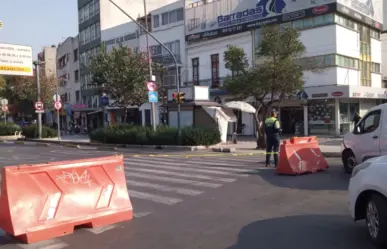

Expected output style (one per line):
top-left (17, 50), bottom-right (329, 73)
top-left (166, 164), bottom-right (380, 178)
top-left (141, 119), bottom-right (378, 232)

top-left (0, 43), bottom-right (33, 76)
top-left (185, 0), bottom-right (383, 42)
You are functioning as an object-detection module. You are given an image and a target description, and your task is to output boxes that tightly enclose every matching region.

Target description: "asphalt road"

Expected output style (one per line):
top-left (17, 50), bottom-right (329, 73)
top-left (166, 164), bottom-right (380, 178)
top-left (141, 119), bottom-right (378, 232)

top-left (0, 144), bottom-right (375, 249)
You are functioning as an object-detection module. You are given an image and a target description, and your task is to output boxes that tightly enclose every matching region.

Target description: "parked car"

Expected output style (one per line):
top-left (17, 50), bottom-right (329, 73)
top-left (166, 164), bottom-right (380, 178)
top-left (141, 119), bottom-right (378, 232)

top-left (348, 156), bottom-right (387, 248)
top-left (342, 103), bottom-right (387, 173)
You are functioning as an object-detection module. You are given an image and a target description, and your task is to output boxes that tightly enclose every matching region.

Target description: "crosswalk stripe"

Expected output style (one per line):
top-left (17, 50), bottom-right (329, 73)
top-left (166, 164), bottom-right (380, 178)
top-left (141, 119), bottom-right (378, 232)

top-left (86, 224), bottom-right (116, 234)
top-left (125, 172), bottom-right (222, 188)
top-left (125, 157), bottom-right (256, 173)
top-left (128, 190), bottom-right (182, 205)
top-left (17, 238), bottom-right (68, 249)
top-left (134, 212), bottom-right (152, 218)
top-left (124, 166), bottom-right (236, 183)
top-left (127, 180), bottom-right (203, 196)
top-left (124, 158), bottom-right (246, 176)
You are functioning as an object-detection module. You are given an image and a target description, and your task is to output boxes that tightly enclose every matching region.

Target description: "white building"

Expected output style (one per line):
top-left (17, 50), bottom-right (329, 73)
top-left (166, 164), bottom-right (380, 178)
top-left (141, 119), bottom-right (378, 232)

top-left (184, 0), bottom-right (384, 137)
top-left (56, 36), bottom-right (81, 129)
top-left (101, 0), bottom-right (185, 126)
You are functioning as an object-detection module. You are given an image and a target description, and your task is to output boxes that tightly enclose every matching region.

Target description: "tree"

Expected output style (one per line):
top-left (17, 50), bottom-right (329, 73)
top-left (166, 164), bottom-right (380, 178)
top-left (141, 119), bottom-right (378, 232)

top-left (223, 25), bottom-right (306, 148)
top-left (89, 44), bottom-right (149, 121)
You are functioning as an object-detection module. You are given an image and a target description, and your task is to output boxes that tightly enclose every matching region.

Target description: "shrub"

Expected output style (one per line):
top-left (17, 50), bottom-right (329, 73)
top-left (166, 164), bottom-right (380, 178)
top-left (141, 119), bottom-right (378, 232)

top-left (0, 123), bottom-right (21, 136)
top-left (181, 126), bottom-right (221, 146)
top-left (89, 125), bottom-right (219, 146)
top-left (22, 125), bottom-right (57, 138)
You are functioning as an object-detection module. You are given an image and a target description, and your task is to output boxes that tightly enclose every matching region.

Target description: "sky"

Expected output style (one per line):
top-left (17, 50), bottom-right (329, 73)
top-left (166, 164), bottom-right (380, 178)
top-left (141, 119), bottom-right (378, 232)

top-left (0, 0), bottom-right (78, 59)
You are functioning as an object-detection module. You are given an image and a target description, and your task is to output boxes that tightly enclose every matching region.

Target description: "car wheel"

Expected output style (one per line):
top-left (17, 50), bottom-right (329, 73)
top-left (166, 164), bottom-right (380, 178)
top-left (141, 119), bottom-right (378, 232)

top-left (343, 150), bottom-right (357, 173)
top-left (366, 194), bottom-right (387, 248)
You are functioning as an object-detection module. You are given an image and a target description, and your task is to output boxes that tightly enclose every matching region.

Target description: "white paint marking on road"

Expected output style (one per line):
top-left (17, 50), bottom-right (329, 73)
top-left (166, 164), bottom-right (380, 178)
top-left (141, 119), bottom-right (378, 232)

top-left (124, 167), bottom-right (236, 183)
top-left (127, 180), bottom-right (203, 196)
top-left (86, 224), bottom-right (117, 234)
top-left (124, 158), bottom-right (245, 176)
top-left (17, 238), bottom-right (68, 249)
top-left (125, 172), bottom-right (222, 188)
top-left (124, 158), bottom-right (255, 174)
top-left (134, 212), bottom-right (152, 218)
top-left (129, 190), bottom-right (182, 205)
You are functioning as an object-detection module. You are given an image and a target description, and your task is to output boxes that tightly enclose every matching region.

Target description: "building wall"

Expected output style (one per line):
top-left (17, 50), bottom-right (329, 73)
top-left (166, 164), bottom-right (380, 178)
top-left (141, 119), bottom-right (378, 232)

top-left (56, 37), bottom-right (80, 105)
top-left (186, 31), bottom-right (252, 81)
top-left (40, 46), bottom-right (57, 77)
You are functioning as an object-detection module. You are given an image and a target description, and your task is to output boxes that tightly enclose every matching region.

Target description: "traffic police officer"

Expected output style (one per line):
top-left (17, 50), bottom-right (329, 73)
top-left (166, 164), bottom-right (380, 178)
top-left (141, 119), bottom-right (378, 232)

top-left (264, 109), bottom-right (282, 167)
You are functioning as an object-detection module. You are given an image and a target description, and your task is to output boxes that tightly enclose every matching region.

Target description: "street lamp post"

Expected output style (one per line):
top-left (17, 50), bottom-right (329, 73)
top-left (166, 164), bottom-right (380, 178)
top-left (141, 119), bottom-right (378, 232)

top-left (32, 61), bottom-right (42, 139)
top-left (108, 0), bottom-right (181, 138)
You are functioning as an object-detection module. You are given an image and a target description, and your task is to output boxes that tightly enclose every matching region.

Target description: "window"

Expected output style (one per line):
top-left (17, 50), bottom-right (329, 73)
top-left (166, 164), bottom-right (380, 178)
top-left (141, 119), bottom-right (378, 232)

top-left (188, 18), bottom-right (199, 31)
top-left (371, 62), bottom-right (381, 73)
top-left (293, 20), bottom-right (303, 29)
top-left (211, 54), bottom-right (219, 88)
top-left (151, 45), bottom-right (162, 55)
top-left (79, 8), bottom-right (84, 23)
top-left (303, 18), bottom-right (313, 29)
top-left (85, 27), bottom-right (90, 43)
top-left (335, 55), bottom-right (359, 69)
top-left (153, 14), bottom-right (160, 28)
top-left (177, 8), bottom-right (184, 21)
top-left (84, 3), bottom-right (89, 20)
top-left (74, 70), bottom-right (79, 82)
top-left (169, 10), bottom-right (177, 23)
top-left (75, 90), bottom-right (80, 102)
top-left (371, 29), bottom-right (380, 39)
top-left (73, 49), bottom-right (78, 61)
top-left (324, 54), bottom-right (335, 66)
top-left (356, 110), bottom-right (381, 134)
top-left (80, 30), bottom-right (85, 45)
top-left (94, 0), bottom-right (100, 13)
top-left (162, 13), bottom-right (169, 25)
top-left (90, 24), bottom-right (96, 40)
top-left (192, 58), bottom-right (199, 84)
top-left (89, 1), bottom-right (94, 17)
top-left (96, 22), bottom-right (100, 38)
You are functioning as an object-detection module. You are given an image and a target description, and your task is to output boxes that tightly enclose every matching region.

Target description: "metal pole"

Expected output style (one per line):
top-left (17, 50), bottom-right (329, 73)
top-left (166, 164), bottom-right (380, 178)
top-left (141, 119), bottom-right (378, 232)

top-left (4, 113), bottom-right (6, 124)
top-left (56, 80), bottom-right (61, 140)
top-left (143, 0), bottom-right (157, 131)
top-left (108, 0), bottom-right (181, 138)
top-left (35, 62), bottom-right (42, 139)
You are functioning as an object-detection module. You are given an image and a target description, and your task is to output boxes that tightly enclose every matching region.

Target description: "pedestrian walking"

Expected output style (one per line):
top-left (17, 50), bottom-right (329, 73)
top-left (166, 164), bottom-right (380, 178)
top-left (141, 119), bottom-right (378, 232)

top-left (264, 109), bottom-right (282, 168)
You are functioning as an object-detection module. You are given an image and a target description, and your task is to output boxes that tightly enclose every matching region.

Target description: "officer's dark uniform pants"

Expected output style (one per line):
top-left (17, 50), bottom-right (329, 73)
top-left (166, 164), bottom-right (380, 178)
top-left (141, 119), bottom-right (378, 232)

top-left (266, 137), bottom-right (280, 166)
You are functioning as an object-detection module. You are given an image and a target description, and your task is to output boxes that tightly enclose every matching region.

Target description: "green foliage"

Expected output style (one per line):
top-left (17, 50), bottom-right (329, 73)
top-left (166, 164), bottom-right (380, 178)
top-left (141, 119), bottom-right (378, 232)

top-left (22, 125), bottom-right (57, 138)
top-left (181, 126), bottom-right (221, 146)
top-left (223, 25), bottom-right (305, 105)
top-left (89, 44), bottom-right (149, 107)
top-left (89, 125), bottom-right (220, 146)
top-left (0, 123), bottom-right (21, 136)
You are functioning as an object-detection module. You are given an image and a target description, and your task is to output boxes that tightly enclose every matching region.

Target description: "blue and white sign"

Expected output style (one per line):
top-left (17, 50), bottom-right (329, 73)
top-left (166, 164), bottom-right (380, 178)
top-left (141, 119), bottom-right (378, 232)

top-left (148, 91), bottom-right (158, 103)
top-left (101, 96), bottom-right (109, 106)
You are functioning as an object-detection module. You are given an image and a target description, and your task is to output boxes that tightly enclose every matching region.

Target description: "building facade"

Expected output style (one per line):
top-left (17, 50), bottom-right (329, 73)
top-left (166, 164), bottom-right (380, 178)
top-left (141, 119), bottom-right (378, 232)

top-left (184, 0), bottom-right (384, 137)
top-left (101, 0), bottom-right (185, 126)
top-left (56, 36), bottom-right (82, 130)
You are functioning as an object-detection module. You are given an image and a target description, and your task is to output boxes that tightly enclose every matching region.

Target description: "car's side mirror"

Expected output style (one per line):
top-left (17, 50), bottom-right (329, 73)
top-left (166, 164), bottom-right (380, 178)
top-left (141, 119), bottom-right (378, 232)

top-left (354, 126), bottom-right (361, 134)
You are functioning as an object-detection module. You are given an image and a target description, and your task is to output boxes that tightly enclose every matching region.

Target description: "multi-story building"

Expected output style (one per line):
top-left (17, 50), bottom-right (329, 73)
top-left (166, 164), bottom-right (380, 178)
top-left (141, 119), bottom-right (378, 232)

top-left (184, 0), bottom-right (384, 137)
top-left (37, 45), bottom-right (57, 78)
top-left (77, 0), bottom-right (180, 128)
top-left (56, 36), bottom-right (82, 130)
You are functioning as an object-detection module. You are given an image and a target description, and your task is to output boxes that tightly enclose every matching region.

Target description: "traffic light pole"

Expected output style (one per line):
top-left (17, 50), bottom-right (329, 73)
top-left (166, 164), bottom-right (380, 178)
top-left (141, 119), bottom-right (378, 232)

top-left (108, 0), bottom-right (181, 140)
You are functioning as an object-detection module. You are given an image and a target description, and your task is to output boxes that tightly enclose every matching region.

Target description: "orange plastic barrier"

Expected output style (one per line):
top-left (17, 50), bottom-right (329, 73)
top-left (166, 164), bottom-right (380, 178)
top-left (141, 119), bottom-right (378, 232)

top-left (0, 155), bottom-right (133, 244)
top-left (276, 136), bottom-right (328, 175)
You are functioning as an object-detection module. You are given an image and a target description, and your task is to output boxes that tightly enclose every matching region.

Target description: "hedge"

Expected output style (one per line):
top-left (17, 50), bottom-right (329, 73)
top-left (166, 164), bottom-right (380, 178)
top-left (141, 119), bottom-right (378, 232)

top-left (22, 125), bottom-right (57, 138)
top-left (0, 123), bottom-right (21, 136)
top-left (89, 125), bottom-right (220, 146)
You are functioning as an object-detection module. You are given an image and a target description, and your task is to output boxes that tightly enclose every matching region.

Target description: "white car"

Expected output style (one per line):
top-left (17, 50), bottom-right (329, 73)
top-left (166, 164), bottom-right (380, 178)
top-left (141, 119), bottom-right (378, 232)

top-left (349, 156), bottom-right (387, 248)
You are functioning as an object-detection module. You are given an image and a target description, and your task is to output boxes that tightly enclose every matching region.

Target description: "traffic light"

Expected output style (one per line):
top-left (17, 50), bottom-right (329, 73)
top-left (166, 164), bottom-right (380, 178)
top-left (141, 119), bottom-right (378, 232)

top-left (172, 92), bottom-right (178, 103)
top-left (178, 92), bottom-right (185, 103)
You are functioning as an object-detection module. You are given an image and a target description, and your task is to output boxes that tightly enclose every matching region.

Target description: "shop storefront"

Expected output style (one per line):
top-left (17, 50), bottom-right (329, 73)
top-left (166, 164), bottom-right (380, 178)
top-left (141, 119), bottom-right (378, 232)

top-left (303, 85), bottom-right (386, 136)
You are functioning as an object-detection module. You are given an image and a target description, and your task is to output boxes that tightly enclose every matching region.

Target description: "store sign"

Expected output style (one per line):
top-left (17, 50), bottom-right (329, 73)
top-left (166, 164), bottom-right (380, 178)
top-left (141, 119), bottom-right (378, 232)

top-left (311, 93), bottom-right (328, 98)
top-left (377, 91), bottom-right (387, 99)
top-left (352, 92), bottom-right (361, 97)
top-left (331, 91), bottom-right (344, 97)
top-left (185, 0), bottom-right (339, 41)
top-left (364, 92), bottom-right (375, 98)
top-left (336, 0), bottom-right (382, 29)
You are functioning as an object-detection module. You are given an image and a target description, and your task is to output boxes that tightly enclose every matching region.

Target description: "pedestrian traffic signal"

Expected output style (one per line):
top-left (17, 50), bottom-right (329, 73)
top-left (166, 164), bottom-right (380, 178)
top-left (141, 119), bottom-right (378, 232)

top-left (178, 92), bottom-right (185, 103)
top-left (172, 92), bottom-right (178, 103)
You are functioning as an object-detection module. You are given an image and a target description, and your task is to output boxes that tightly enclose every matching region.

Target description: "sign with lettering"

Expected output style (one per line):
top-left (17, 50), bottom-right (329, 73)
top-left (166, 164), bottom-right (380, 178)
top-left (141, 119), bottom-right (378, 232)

top-left (311, 93), bottom-right (328, 98)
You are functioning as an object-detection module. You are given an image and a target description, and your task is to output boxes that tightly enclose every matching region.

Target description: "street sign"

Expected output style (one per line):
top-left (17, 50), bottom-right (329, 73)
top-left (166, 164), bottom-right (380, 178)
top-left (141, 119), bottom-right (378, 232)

top-left (52, 94), bottom-right (61, 102)
top-left (34, 101), bottom-right (44, 111)
top-left (148, 91), bottom-right (158, 103)
top-left (2, 105), bottom-right (8, 112)
top-left (0, 99), bottom-right (8, 105)
top-left (54, 101), bottom-right (62, 110)
top-left (146, 82), bottom-right (157, 92)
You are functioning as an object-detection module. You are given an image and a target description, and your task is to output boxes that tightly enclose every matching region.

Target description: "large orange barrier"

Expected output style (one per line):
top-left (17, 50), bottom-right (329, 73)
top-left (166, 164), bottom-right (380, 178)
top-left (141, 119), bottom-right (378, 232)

top-left (276, 136), bottom-right (328, 175)
top-left (0, 155), bottom-right (133, 244)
